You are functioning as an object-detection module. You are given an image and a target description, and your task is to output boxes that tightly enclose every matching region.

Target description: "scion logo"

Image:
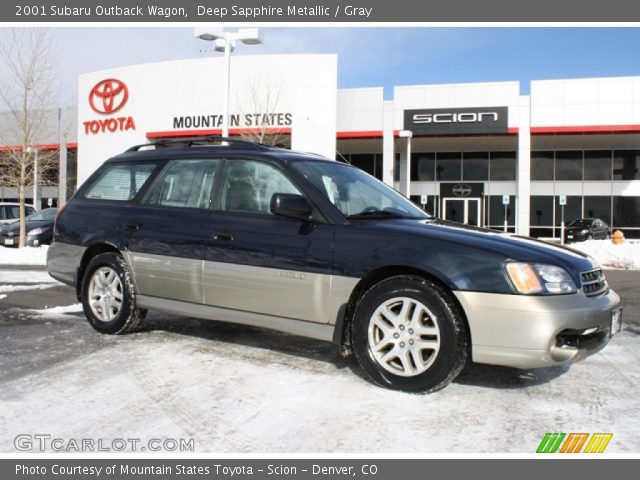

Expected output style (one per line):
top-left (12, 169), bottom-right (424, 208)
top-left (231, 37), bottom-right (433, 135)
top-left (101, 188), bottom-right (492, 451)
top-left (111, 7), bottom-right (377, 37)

top-left (412, 112), bottom-right (499, 124)
top-left (452, 184), bottom-right (473, 197)
top-left (83, 78), bottom-right (136, 135)
top-left (404, 106), bottom-right (508, 136)
top-left (89, 79), bottom-right (129, 115)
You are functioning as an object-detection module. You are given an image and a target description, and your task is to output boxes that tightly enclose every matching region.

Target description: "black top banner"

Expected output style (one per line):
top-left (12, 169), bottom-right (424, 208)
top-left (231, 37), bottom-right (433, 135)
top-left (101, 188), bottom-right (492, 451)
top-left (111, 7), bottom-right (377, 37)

top-left (404, 107), bottom-right (509, 136)
top-left (5, 0), bottom-right (640, 22)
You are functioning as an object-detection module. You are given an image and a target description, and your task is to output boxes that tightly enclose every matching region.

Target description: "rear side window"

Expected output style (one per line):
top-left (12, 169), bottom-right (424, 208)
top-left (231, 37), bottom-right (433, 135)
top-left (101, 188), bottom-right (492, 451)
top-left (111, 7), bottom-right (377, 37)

top-left (0, 205), bottom-right (24, 220)
top-left (142, 159), bottom-right (220, 209)
top-left (84, 163), bottom-right (158, 201)
top-left (220, 160), bottom-right (301, 214)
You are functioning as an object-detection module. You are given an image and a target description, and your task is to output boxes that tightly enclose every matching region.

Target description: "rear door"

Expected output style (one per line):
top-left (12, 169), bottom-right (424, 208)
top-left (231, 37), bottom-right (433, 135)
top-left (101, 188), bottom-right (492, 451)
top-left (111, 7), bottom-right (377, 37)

top-left (122, 159), bottom-right (220, 304)
top-left (203, 158), bottom-right (335, 324)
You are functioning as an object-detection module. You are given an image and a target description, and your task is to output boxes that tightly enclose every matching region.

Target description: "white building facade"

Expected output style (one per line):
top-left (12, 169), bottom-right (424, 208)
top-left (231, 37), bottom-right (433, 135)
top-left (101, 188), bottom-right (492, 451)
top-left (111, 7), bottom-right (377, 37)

top-left (6, 54), bottom-right (640, 238)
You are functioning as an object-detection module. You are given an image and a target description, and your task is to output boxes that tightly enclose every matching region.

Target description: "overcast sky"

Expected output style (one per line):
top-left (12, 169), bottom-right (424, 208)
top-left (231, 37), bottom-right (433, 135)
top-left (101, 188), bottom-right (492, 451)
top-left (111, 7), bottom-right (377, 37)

top-left (31, 27), bottom-right (640, 105)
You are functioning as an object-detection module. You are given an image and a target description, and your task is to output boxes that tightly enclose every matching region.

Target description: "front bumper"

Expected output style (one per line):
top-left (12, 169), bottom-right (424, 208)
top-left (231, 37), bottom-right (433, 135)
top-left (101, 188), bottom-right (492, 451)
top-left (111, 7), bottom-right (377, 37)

top-left (25, 233), bottom-right (51, 247)
top-left (454, 289), bottom-right (621, 368)
top-left (0, 234), bottom-right (18, 247)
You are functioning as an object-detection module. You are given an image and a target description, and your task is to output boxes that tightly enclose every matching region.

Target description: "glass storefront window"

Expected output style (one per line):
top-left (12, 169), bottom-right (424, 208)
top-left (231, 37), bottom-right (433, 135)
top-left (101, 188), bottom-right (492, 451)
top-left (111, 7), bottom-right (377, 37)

top-left (584, 196), bottom-right (612, 225)
top-left (349, 154), bottom-right (376, 177)
top-left (411, 153), bottom-right (435, 181)
top-left (613, 196), bottom-right (640, 227)
top-left (530, 196), bottom-right (554, 226)
top-left (435, 152), bottom-right (462, 182)
top-left (555, 195), bottom-right (582, 226)
top-left (584, 150), bottom-right (612, 181)
top-left (487, 195), bottom-right (515, 227)
top-left (555, 151), bottom-right (583, 181)
top-left (462, 152), bottom-right (489, 181)
top-left (613, 150), bottom-right (640, 180)
top-left (531, 151), bottom-right (554, 181)
top-left (489, 152), bottom-right (516, 180)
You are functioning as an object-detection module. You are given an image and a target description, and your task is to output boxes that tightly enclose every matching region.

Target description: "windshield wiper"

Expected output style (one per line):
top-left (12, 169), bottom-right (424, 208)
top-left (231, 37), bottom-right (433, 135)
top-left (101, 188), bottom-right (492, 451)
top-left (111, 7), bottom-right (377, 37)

top-left (347, 210), bottom-right (409, 220)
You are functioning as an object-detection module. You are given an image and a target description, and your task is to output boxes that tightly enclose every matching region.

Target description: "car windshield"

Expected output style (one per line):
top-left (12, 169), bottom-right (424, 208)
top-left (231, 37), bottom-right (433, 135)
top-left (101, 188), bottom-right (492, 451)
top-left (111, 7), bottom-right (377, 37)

top-left (568, 219), bottom-right (593, 228)
top-left (26, 209), bottom-right (56, 222)
top-left (292, 160), bottom-right (429, 220)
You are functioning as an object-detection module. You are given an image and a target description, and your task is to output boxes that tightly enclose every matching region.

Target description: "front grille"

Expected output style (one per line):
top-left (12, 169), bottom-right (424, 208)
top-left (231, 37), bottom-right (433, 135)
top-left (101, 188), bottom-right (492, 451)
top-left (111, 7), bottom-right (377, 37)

top-left (581, 268), bottom-right (608, 297)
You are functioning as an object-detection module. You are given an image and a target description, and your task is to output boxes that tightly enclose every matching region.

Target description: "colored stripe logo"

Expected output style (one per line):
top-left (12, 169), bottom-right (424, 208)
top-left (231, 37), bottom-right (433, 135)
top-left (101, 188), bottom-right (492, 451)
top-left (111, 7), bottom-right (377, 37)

top-left (537, 433), bottom-right (613, 453)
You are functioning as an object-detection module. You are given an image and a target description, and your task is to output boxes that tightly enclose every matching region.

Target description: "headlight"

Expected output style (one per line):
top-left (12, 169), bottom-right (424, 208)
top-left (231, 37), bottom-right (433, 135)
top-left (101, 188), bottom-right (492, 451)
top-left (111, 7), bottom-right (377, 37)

top-left (580, 229), bottom-right (589, 234)
top-left (27, 227), bottom-right (48, 236)
top-left (505, 262), bottom-right (577, 295)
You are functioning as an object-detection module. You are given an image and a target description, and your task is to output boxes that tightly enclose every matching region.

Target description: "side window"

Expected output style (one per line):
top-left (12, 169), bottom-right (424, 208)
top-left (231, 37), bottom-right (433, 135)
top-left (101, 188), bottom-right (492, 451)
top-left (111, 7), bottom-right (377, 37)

top-left (85, 163), bottom-right (157, 201)
top-left (5, 205), bottom-right (19, 219)
top-left (142, 159), bottom-right (220, 209)
top-left (221, 160), bottom-right (301, 214)
top-left (26, 206), bottom-right (35, 217)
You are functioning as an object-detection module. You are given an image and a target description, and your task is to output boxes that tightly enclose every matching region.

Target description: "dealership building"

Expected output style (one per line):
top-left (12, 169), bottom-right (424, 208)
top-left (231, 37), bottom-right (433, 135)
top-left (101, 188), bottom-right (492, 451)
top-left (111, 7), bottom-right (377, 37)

top-left (3, 53), bottom-right (640, 238)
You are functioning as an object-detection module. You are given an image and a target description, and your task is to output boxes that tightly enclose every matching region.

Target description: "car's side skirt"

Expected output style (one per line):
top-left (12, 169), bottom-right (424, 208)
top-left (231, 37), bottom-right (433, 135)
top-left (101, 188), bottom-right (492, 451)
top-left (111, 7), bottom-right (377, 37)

top-left (136, 295), bottom-right (336, 342)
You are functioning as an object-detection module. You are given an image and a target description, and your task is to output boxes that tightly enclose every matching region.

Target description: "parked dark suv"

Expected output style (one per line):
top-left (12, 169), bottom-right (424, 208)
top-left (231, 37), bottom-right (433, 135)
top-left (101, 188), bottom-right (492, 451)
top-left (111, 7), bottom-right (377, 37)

top-left (47, 138), bottom-right (622, 392)
top-left (565, 218), bottom-right (611, 243)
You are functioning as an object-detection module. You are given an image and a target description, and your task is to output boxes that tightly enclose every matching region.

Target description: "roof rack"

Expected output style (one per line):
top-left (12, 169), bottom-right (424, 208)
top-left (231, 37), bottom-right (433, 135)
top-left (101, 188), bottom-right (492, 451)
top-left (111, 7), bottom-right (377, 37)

top-left (125, 136), bottom-right (270, 152)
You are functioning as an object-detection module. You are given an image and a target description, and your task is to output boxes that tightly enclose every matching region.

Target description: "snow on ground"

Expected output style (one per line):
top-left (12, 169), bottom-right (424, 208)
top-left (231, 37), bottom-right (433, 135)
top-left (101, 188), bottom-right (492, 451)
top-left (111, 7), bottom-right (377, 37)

top-left (0, 283), bottom-right (58, 294)
top-left (569, 239), bottom-right (640, 270)
top-left (20, 303), bottom-right (82, 318)
top-left (0, 312), bottom-right (638, 453)
top-left (0, 245), bottom-right (48, 266)
top-left (0, 269), bottom-right (57, 283)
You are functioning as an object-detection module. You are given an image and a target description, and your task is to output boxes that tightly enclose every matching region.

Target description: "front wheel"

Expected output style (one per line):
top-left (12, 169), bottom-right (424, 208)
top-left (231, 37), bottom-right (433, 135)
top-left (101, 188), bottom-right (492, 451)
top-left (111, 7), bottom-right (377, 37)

top-left (81, 252), bottom-right (147, 334)
top-left (351, 275), bottom-right (468, 393)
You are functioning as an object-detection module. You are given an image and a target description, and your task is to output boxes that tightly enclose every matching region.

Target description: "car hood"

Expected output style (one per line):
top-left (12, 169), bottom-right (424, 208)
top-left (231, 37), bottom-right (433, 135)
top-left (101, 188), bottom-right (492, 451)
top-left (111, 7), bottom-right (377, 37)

top-left (355, 218), bottom-right (598, 273)
top-left (0, 219), bottom-right (52, 235)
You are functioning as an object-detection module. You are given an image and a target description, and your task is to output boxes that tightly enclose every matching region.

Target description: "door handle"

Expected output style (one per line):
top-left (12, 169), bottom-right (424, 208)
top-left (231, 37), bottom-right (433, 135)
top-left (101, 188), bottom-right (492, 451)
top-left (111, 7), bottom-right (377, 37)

top-left (213, 232), bottom-right (233, 242)
top-left (124, 223), bottom-right (139, 231)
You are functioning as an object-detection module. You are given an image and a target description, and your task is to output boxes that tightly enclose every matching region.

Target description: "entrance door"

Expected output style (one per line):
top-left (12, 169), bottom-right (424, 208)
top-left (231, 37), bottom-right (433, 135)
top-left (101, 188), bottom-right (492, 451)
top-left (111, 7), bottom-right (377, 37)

top-left (442, 198), bottom-right (481, 226)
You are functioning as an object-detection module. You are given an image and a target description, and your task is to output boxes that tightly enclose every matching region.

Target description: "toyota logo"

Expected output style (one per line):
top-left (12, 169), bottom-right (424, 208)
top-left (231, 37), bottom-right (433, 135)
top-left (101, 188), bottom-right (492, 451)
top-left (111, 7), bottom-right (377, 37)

top-left (452, 184), bottom-right (472, 197)
top-left (89, 79), bottom-right (129, 115)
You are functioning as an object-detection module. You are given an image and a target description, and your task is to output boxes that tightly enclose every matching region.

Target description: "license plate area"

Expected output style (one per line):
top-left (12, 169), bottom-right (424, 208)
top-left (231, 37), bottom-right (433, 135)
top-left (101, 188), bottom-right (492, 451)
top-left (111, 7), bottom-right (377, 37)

top-left (611, 308), bottom-right (622, 336)
top-left (4, 238), bottom-right (14, 246)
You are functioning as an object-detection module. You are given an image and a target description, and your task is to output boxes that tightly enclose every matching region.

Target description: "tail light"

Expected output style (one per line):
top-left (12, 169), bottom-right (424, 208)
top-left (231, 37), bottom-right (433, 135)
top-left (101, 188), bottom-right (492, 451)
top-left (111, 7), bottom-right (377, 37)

top-left (54, 203), bottom-right (68, 224)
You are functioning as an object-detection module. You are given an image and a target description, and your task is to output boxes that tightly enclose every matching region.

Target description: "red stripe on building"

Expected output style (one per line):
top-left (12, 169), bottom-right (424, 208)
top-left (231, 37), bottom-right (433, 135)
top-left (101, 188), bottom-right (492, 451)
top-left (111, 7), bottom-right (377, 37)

top-left (0, 142), bottom-right (78, 152)
top-left (337, 130), bottom-right (385, 139)
top-left (531, 125), bottom-right (640, 134)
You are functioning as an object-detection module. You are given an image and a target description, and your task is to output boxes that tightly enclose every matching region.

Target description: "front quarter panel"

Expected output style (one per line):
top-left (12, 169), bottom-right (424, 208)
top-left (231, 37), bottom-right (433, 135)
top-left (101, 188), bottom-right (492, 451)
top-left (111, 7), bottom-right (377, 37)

top-left (333, 224), bottom-right (512, 293)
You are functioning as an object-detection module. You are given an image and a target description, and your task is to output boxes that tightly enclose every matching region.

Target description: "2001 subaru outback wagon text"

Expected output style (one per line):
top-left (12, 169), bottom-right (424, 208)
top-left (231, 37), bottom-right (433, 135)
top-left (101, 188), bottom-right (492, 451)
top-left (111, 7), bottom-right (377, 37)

top-left (47, 137), bottom-right (622, 392)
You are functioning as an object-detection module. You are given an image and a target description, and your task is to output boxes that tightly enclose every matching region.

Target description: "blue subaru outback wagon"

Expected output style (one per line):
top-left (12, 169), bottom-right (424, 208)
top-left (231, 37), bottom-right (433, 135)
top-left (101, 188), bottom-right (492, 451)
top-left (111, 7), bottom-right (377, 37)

top-left (47, 137), bottom-right (622, 392)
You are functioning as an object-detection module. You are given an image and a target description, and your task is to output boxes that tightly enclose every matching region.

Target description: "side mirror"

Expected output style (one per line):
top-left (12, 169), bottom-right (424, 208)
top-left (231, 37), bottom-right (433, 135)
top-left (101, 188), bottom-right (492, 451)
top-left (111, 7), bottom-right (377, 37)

top-left (270, 193), bottom-right (312, 221)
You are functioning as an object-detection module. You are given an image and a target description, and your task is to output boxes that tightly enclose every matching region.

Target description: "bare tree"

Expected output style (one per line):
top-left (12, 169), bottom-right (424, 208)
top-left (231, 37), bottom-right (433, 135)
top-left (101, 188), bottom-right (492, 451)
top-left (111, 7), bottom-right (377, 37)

top-left (236, 75), bottom-right (290, 147)
top-left (0, 28), bottom-right (59, 247)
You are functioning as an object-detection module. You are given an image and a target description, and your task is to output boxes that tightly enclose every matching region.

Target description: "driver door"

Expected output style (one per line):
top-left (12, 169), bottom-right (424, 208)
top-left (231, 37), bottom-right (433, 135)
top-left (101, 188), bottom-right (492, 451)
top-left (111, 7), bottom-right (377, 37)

top-left (203, 158), bottom-right (335, 324)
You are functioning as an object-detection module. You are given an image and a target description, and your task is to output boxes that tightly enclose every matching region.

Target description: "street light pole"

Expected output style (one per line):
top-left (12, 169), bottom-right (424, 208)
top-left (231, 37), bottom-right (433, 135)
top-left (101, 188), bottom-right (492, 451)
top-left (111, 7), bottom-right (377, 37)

top-left (194, 28), bottom-right (263, 138)
top-left (399, 130), bottom-right (413, 198)
top-left (222, 38), bottom-right (232, 137)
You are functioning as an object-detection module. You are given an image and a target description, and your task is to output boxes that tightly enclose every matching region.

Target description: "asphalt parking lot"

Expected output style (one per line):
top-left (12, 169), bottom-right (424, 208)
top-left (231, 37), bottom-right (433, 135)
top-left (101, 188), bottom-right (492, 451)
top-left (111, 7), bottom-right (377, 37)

top-left (0, 266), bottom-right (638, 453)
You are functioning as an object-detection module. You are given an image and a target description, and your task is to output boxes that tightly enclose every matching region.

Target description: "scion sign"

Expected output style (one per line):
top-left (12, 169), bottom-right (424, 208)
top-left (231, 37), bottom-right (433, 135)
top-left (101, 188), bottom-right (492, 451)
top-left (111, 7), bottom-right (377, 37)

top-left (404, 106), bottom-right (509, 135)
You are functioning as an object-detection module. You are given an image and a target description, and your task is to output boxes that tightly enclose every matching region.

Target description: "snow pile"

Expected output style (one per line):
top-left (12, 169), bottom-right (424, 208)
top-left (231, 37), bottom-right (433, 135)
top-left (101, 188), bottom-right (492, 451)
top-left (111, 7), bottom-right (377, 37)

top-left (0, 245), bottom-right (48, 265)
top-left (0, 270), bottom-right (56, 283)
top-left (21, 303), bottom-right (82, 319)
top-left (569, 239), bottom-right (640, 270)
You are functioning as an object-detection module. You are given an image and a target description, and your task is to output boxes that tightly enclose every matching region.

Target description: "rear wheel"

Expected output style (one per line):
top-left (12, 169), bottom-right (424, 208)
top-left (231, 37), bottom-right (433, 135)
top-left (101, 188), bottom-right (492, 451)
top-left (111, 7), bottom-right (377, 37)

top-left (351, 275), bottom-right (468, 393)
top-left (81, 252), bottom-right (146, 334)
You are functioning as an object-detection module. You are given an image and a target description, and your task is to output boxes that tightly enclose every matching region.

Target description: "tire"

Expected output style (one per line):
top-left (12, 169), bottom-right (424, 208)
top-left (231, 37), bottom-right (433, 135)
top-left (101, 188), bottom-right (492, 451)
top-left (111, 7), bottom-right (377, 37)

top-left (81, 252), bottom-right (147, 334)
top-left (351, 275), bottom-right (468, 393)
